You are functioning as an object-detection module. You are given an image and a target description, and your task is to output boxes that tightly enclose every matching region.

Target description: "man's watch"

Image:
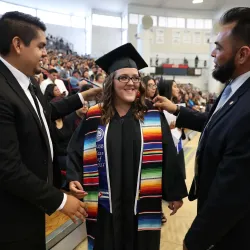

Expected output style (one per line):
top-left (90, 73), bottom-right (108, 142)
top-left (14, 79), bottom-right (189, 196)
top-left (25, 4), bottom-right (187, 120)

top-left (173, 105), bottom-right (180, 116)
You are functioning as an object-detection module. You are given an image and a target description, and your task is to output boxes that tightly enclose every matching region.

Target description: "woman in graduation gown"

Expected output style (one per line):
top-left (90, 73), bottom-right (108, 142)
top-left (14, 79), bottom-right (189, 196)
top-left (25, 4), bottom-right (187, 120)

top-left (66, 43), bottom-right (187, 250)
top-left (158, 79), bottom-right (186, 179)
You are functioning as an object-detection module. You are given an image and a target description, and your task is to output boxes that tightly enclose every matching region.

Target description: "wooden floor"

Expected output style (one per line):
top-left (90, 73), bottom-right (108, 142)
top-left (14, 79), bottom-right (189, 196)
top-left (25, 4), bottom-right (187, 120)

top-left (46, 211), bottom-right (70, 236)
top-left (75, 134), bottom-right (200, 250)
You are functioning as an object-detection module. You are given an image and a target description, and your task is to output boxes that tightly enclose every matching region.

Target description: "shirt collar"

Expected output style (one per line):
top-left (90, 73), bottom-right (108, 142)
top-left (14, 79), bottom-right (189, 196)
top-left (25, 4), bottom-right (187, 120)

top-left (0, 57), bottom-right (30, 91)
top-left (231, 71), bottom-right (250, 94)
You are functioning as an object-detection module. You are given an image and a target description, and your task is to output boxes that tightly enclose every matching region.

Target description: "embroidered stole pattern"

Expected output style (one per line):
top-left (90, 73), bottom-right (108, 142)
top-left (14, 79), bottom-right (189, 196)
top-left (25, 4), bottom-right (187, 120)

top-left (82, 106), bottom-right (163, 250)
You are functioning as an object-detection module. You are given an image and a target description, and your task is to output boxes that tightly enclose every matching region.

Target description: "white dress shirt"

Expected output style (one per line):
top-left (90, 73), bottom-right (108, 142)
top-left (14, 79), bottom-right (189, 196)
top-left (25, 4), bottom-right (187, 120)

top-left (0, 57), bottom-right (72, 210)
top-left (40, 78), bottom-right (69, 96)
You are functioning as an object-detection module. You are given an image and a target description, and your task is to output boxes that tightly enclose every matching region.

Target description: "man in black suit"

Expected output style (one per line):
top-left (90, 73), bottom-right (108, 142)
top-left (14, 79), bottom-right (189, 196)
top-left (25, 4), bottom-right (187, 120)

top-left (0, 12), bottom-right (102, 250)
top-left (154, 7), bottom-right (250, 250)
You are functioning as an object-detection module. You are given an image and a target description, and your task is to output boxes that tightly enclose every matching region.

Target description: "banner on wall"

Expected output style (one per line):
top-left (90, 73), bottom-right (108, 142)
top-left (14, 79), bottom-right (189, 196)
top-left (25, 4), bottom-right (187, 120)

top-left (182, 30), bottom-right (192, 44)
top-left (193, 31), bottom-right (202, 45)
top-left (172, 29), bottom-right (181, 45)
top-left (155, 28), bottom-right (165, 44)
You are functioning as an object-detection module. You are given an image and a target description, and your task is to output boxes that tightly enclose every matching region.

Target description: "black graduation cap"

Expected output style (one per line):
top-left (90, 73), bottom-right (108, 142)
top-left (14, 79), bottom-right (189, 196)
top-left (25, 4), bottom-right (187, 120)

top-left (95, 43), bottom-right (148, 74)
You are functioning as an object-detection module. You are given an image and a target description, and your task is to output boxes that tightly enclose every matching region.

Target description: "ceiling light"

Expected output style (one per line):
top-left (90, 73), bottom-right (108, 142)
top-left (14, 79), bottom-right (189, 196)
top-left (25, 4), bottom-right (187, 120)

top-left (192, 0), bottom-right (203, 3)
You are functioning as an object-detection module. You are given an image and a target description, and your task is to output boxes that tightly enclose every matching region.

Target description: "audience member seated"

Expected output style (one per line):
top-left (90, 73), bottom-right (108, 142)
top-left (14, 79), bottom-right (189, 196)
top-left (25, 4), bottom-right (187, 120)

top-left (90, 65), bottom-right (98, 81)
top-left (40, 69), bottom-right (69, 96)
top-left (59, 61), bottom-right (73, 80)
top-left (94, 73), bottom-right (105, 88)
top-left (70, 70), bottom-right (87, 91)
top-left (44, 84), bottom-right (65, 102)
top-left (82, 69), bottom-right (90, 80)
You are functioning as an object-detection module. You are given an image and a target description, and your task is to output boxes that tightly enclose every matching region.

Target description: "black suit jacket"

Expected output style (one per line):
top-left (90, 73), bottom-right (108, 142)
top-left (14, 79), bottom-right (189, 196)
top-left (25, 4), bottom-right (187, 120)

top-left (0, 61), bottom-right (83, 243)
top-left (177, 79), bottom-right (250, 250)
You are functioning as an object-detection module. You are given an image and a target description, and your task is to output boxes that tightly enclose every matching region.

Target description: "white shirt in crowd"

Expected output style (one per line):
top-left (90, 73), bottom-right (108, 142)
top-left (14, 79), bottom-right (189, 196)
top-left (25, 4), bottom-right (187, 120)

top-left (0, 57), bottom-right (85, 210)
top-left (40, 78), bottom-right (69, 96)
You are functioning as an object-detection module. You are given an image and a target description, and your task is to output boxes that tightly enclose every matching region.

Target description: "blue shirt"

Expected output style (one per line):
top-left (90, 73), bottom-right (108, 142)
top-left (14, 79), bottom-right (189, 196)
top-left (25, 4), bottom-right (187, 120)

top-left (70, 76), bottom-right (79, 88)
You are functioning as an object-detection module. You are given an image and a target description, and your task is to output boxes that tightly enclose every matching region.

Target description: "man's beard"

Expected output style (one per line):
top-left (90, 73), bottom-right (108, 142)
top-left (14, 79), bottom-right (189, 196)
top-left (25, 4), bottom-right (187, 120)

top-left (212, 55), bottom-right (236, 84)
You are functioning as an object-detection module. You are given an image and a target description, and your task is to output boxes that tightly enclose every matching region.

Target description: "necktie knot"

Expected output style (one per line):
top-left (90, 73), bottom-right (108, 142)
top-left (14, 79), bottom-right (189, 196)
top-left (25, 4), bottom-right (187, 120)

top-left (28, 83), bottom-right (37, 95)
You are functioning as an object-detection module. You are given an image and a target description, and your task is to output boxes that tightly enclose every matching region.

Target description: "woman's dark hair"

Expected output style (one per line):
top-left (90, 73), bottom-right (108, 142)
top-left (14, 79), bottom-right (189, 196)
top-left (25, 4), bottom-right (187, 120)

top-left (44, 84), bottom-right (57, 102)
top-left (142, 76), bottom-right (158, 99)
top-left (158, 78), bottom-right (175, 100)
top-left (0, 11), bottom-right (46, 56)
top-left (82, 69), bottom-right (89, 78)
top-left (220, 7), bottom-right (250, 46)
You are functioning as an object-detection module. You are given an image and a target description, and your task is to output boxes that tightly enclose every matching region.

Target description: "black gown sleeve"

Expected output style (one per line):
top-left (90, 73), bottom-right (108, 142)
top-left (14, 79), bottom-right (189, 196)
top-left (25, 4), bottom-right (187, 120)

top-left (160, 113), bottom-right (188, 201)
top-left (176, 106), bottom-right (209, 132)
top-left (66, 119), bottom-right (86, 183)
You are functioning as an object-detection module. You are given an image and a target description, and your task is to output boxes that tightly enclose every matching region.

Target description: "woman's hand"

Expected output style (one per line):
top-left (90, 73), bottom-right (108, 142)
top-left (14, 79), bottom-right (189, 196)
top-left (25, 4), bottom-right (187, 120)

top-left (69, 181), bottom-right (88, 199)
top-left (168, 200), bottom-right (183, 215)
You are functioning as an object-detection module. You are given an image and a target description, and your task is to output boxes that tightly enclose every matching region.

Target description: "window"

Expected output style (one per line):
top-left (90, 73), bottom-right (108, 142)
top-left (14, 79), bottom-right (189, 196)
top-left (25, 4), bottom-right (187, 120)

top-left (176, 18), bottom-right (185, 28)
top-left (122, 15), bottom-right (128, 29)
top-left (130, 14), bottom-right (156, 26)
top-left (166, 17), bottom-right (177, 28)
top-left (187, 19), bottom-right (195, 29)
top-left (37, 10), bottom-right (71, 26)
top-left (204, 19), bottom-right (213, 29)
top-left (122, 30), bottom-right (127, 45)
top-left (0, 2), bottom-right (36, 16)
top-left (151, 16), bottom-right (157, 27)
top-left (158, 16), bottom-right (166, 27)
top-left (195, 19), bottom-right (204, 29)
top-left (129, 13), bottom-right (139, 25)
top-left (92, 14), bottom-right (121, 28)
top-left (71, 16), bottom-right (85, 29)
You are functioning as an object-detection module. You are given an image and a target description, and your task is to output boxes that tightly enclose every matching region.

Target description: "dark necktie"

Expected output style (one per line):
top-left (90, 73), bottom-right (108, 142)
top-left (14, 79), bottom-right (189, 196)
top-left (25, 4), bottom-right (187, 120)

top-left (28, 83), bottom-right (44, 126)
top-left (28, 83), bottom-right (53, 183)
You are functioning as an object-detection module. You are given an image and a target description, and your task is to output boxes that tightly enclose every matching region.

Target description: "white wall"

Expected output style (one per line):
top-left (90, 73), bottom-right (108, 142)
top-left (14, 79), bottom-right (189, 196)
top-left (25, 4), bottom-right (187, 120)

top-left (91, 26), bottom-right (122, 58)
top-left (46, 23), bottom-right (86, 55)
top-left (129, 25), bottom-right (211, 55)
top-left (214, 0), bottom-right (250, 20)
top-left (5, 0), bottom-right (91, 16)
top-left (128, 4), bottom-right (215, 19)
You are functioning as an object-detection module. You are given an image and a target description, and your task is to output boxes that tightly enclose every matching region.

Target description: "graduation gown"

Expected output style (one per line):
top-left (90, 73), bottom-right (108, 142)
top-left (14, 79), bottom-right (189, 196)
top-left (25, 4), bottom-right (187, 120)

top-left (66, 109), bottom-right (187, 250)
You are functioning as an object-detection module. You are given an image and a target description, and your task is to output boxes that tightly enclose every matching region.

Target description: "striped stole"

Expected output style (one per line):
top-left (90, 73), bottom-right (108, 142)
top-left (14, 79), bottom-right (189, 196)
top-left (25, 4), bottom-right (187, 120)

top-left (82, 105), bottom-right (163, 250)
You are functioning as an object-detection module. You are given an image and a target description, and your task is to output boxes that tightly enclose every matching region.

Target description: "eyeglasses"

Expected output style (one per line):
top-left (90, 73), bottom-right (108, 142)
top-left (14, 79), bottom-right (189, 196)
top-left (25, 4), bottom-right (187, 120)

top-left (148, 83), bottom-right (157, 89)
top-left (115, 75), bottom-right (141, 84)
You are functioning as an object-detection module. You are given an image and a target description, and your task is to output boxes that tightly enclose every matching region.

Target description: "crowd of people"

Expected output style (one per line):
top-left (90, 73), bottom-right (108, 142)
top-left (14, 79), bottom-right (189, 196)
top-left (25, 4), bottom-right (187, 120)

top-left (36, 49), bottom-right (216, 110)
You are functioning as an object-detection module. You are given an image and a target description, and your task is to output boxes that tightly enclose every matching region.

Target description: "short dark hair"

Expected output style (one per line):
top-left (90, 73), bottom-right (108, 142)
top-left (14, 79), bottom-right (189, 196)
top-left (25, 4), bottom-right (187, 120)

top-left (0, 11), bottom-right (46, 56)
top-left (72, 70), bottom-right (80, 75)
top-left (48, 69), bottom-right (58, 74)
top-left (220, 7), bottom-right (250, 46)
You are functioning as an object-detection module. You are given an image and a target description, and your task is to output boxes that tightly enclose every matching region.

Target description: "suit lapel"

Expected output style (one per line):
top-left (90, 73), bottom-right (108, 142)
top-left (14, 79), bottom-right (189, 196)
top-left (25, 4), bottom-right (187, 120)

top-left (0, 61), bottom-right (51, 155)
top-left (208, 78), bottom-right (250, 131)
